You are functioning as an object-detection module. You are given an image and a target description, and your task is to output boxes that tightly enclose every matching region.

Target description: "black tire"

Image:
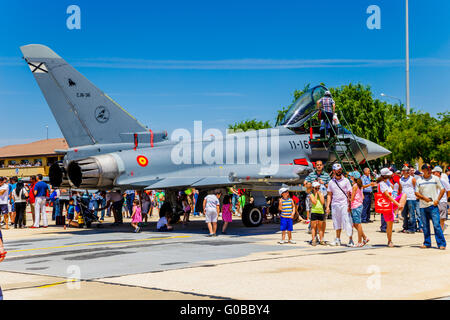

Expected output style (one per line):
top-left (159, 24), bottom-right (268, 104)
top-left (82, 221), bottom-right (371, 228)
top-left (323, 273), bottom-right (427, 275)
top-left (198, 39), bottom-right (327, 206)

top-left (242, 204), bottom-right (263, 227)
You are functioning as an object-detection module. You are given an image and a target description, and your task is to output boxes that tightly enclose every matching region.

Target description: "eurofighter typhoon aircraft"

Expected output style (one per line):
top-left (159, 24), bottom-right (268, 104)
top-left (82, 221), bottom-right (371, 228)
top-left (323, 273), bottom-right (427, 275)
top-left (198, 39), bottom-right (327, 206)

top-left (20, 44), bottom-right (390, 226)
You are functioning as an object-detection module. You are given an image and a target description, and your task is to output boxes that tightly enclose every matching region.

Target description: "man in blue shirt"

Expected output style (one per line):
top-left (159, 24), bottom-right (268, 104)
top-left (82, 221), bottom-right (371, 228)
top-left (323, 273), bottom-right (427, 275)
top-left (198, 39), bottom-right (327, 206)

top-left (361, 168), bottom-right (375, 223)
top-left (32, 174), bottom-right (49, 228)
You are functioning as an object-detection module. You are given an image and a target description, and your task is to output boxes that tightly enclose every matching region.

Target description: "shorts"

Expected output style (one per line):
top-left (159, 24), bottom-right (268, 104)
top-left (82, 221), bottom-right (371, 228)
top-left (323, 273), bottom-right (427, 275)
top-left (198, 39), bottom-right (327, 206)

top-left (0, 204), bottom-right (8, 215)
top-left (438, 202), bottom-right (448, 220)
top-left (310, 212), bottom-right (325, 221)
top-left (67, 213), bottom-right (74, 220)
top-left (351, 205), bottom-right (363, 224)
top-left (280, 217), bottom-right (293, 231)
top-left (205, 209), bottom-right (218, 223)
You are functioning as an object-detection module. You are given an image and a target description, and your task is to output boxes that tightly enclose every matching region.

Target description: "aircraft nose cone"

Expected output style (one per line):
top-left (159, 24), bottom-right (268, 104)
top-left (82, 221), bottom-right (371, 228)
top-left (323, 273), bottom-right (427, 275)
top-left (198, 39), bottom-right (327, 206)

top-left (364, 140), bottom-right (391, 160)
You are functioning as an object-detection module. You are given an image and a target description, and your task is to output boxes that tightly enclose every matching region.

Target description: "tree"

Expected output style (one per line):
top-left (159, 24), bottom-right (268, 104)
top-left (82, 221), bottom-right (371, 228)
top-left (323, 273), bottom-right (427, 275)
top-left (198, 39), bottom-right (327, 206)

top-left (228, 119), bottom-right (272, 132)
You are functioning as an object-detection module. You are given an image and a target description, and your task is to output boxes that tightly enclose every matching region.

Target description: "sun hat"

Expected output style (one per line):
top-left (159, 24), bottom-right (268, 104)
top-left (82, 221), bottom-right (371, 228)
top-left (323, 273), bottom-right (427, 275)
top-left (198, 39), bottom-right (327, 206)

top-left (432, 166), bottom-right (443, 173)
top-left (279, 187), bottom-right (289, 195)
top-left (380, 168), bottom-right (393, 176)
top-left (349, 171), bottom-right (361, 179)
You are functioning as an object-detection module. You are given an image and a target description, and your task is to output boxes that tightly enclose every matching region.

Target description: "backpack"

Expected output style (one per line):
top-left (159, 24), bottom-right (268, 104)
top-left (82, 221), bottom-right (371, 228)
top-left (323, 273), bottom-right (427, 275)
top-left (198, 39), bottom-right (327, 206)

top-left (21, 189), bottom-right (28, 200)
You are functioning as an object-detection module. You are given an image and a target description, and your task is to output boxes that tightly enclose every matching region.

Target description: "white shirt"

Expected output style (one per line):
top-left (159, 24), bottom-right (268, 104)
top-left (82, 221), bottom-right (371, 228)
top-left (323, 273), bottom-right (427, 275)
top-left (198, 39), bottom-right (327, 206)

top-left (204, 194), bottom-right (219, 210)
top-left (416, 175), bottom-right (443, 209)
top-left (379, 181), bottom-right (393, 194)
top-left (157, 216), bottom-right (168, 229)
top-left (439, 175), bottom-right (450, 204)
top-left (0, 184), bottom-right (8, 205)
top-left (327, 177), bottom-right (352, 206)
top-left (400, 176), bottom-right (417, 201)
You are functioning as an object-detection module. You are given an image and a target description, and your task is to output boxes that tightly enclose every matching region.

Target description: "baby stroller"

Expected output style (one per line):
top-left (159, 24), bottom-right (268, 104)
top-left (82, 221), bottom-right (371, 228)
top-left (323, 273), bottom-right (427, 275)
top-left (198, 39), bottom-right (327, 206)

top-left (76, 195), bottom-right (101, 228)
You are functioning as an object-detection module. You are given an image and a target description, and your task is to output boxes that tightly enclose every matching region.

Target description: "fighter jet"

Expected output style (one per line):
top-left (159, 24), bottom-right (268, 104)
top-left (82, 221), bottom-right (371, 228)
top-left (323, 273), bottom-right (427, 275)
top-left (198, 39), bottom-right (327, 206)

top-left (20, 44), bottom-right (390, 226)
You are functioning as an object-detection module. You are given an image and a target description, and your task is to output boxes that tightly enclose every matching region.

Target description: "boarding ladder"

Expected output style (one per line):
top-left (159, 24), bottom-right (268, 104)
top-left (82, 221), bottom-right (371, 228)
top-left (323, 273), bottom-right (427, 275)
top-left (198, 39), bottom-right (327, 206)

top-left (308, 111), bottom-right (373, 174)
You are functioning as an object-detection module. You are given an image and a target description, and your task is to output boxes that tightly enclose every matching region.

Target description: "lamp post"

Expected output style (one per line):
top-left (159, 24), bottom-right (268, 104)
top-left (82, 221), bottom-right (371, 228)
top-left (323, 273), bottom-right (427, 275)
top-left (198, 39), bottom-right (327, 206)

top-left (45, 125), bottom-right (49, 140)
top-left (405, 0), bottom-right (410, 115)
top-left (380, 93), bottom-right (402, 105)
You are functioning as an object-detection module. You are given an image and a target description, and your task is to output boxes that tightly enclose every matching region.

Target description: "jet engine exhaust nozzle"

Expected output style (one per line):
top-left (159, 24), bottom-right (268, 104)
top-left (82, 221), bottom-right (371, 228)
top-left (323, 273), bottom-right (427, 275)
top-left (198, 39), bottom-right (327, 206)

top-left (67, 154), bottom-right (119, 189)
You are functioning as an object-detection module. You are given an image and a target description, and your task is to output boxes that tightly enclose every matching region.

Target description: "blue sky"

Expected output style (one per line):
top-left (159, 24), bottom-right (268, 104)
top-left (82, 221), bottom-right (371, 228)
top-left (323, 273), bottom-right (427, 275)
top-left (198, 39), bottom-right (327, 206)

top-left (0, 0), bottom-right (449, 147)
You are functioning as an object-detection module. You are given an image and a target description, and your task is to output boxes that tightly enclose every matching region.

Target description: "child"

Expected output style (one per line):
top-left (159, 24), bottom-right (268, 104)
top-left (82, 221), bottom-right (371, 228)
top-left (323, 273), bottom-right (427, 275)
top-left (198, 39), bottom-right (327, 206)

top-left (131, 199), bottom-right (142, 233)
top-left (278, 187), bottom-right (296, 244)
top-left (221, 195), bottom-right (232, 234)
top-left (157, 207), bottom-right (173, 231)
top-left (181, 193), bottom-right (191, 225)
top-left (305, 182), bottom-right (313, 233)
top-left (65, 199), bottom-right (76, 228)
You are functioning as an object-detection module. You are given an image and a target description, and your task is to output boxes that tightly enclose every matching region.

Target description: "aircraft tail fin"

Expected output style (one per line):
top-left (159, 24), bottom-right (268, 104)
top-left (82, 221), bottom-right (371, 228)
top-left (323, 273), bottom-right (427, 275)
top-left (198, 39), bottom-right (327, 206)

top-left (20, 44), bottom-right (148, 148)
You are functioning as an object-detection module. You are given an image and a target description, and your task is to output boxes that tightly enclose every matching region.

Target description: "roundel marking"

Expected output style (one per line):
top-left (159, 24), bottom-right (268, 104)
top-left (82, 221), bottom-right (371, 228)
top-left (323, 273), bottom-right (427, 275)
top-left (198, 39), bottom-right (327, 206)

top-left (95, 106), bottom-right (110, 123)
top-left (137, 155), bottom-right (149, 167)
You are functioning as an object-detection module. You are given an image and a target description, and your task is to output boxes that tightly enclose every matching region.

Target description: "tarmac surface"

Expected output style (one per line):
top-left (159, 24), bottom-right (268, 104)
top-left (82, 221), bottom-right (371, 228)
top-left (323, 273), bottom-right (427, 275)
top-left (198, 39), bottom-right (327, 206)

top-left (0, 208), bottom-right (449, 300)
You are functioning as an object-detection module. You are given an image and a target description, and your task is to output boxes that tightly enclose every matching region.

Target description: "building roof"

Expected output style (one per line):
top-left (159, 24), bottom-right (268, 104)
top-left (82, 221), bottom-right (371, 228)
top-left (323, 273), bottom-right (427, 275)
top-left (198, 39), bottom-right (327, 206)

top-left (0, 138), bottom-right (68, 159)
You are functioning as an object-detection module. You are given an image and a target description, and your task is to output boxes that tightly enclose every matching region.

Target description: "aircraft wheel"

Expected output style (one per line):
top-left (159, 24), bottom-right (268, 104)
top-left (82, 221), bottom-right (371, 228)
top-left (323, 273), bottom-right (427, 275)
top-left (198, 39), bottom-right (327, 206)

top-left (242, 205), bottom-right (263, 227)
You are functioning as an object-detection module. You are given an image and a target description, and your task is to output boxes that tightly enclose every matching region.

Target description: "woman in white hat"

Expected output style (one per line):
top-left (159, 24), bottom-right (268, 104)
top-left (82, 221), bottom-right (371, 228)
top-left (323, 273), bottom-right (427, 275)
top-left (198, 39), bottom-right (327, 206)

top-left (377, 168), bottom-right (401, 247)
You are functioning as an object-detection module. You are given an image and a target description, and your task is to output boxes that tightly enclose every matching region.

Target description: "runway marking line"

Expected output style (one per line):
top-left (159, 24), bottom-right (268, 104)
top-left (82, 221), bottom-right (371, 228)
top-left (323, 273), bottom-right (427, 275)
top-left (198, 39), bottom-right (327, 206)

top-left (37, 279), bottom-right (76, 289)
top-left (7, 235), bottom-right (191, 254)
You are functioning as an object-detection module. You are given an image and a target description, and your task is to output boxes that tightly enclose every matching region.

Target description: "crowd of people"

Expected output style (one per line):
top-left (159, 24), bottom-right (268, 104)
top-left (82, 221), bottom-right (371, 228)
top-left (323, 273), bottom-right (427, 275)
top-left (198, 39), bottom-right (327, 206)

top-left (285, 161), bottom-right (449, 249)
top-left (0, 161), bottom-right (448, 251)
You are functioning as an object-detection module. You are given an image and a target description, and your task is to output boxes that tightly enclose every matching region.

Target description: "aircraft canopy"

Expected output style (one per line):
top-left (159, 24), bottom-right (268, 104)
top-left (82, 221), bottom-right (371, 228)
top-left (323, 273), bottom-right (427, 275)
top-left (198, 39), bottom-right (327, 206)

top-left (279, 85), bottom-right (328, 128)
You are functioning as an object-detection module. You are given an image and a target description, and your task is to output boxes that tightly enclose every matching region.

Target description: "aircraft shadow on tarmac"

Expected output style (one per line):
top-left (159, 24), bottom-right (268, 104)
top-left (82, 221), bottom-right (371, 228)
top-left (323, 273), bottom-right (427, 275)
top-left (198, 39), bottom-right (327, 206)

top-left (42, 219), bottom-right (284, 238)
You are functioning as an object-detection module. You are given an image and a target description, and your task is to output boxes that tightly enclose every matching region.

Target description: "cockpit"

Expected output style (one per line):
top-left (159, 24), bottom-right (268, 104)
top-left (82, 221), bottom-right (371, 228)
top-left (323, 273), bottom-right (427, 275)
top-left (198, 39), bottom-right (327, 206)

top-left (279, 85), bottom-right (327, 130)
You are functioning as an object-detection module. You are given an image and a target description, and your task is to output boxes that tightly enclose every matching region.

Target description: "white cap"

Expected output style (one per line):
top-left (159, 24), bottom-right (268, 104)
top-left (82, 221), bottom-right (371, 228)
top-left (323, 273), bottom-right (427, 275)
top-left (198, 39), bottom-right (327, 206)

top-left (380, 168), bottom-right (393, 176)
top-left (332, 163), bottom-right (342, 171)
top-left (279, 187), bottom-right (289, 195)
top-left (432, 166), bottom-right (443, 173)
top-left (312, 182), bottom-right (321, 188)
top-left (324, 90), bottom-right (331, 96)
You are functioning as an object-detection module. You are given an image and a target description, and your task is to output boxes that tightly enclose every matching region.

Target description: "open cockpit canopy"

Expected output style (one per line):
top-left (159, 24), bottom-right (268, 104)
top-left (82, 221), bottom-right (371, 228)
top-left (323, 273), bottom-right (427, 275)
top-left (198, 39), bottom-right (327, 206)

top-left (279, 85), bottom-right (328, 128)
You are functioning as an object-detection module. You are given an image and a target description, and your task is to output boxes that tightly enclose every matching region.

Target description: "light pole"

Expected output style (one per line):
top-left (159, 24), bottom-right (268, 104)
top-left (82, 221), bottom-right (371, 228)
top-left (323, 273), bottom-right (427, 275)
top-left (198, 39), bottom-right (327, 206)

top-left (45, 125), bottom-right (49, 140)
top-left (380, 93), bottom-right (402, 105)
top-left (405, 0), bottom-right (410, 115)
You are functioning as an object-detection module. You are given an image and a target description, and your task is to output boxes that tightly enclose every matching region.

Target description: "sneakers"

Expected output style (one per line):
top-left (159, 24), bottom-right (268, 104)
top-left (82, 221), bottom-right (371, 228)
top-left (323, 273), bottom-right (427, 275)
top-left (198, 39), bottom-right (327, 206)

top-left (278, 240), bottom-right (287, 244)
top-left (288, 240), bottom-right (296, 244)
top-left (329, 238), bottom-right (341, 246)
top-left (348, 239), bottom-right (355, 247)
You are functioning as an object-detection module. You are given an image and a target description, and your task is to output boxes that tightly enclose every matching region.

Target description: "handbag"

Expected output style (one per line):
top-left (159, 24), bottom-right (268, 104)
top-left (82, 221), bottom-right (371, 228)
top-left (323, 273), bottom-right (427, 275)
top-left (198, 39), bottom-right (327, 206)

top-left (374, 184), bottom-right (393, 215)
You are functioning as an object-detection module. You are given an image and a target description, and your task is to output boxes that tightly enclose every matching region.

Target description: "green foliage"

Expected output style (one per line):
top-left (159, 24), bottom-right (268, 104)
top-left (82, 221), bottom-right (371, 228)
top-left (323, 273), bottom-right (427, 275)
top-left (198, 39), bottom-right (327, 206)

top-left (228, 119), bottom-right (272, 132)
top-left (385, 111), bottom-right (450, 165)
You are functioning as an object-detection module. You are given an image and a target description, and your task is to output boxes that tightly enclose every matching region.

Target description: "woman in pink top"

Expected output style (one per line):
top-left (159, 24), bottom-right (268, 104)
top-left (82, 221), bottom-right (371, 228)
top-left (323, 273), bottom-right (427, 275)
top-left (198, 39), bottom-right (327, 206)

top-left (349, 171), bottom-right (369, 247)
top-left (131, 199), bottom-right (142, 233)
